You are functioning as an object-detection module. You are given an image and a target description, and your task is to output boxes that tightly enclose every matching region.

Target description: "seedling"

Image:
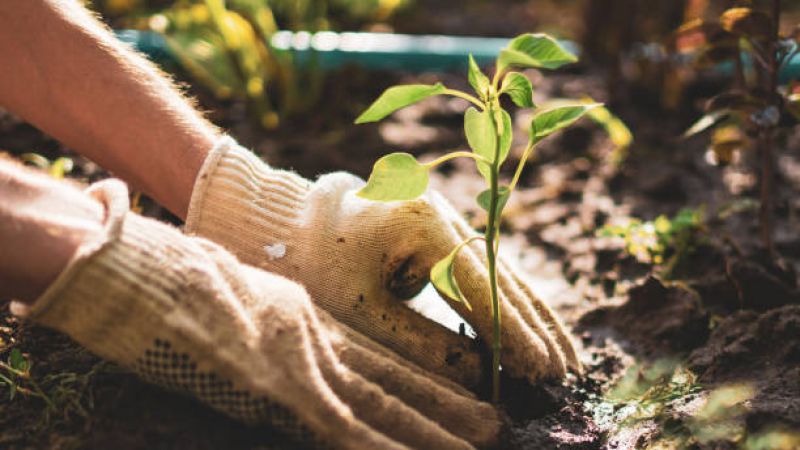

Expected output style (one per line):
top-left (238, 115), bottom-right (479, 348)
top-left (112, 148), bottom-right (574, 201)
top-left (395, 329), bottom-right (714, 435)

top-left (355, 33), bottom-right (599, 401)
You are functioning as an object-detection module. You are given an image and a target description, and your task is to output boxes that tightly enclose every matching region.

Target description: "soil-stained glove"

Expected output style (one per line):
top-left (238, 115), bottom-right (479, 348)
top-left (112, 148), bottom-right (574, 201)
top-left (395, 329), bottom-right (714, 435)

top-left (186, 137), bottom-right (580, 387)
top-left (11, 179), bottom-right (499, 450)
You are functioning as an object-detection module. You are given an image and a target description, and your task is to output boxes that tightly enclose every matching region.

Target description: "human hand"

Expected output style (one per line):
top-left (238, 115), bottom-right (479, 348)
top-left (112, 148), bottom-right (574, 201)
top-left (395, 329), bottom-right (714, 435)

top-left (186, 138), bottom-right (580, 387)
top-left (13, 179), bottom-right (499, 449)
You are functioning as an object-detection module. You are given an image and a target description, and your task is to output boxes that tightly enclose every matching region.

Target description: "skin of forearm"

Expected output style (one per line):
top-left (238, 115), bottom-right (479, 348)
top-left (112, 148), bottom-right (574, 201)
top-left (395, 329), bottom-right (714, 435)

top-left (0, 0), bottom-right (220, 219)
top-left (0, 159), bottom-right (104, 304)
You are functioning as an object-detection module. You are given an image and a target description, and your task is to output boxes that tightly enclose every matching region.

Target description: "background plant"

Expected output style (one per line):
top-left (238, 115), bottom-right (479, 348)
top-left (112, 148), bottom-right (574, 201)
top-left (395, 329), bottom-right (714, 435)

top-left (94, 0), bottom-right (407, 129)
top-left (672, 0), bottom-right (800, 255)
top-left (599, 207), bottom-right (706, 278)
top-left (354, 33), bottom-right (600, 402)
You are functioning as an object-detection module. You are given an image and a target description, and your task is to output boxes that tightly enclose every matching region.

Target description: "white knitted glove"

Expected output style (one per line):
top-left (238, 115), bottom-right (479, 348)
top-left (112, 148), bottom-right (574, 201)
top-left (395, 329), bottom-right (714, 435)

top-left (186, 137), bottom-right (580, 387)
top-left (12, 179), bottom-right (499, 450)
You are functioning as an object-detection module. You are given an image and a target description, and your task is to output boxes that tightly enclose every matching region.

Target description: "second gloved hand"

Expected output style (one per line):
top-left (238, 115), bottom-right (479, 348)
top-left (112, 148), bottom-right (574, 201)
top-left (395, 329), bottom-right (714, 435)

top-left (186, 137), bottom-right (580, 387)
top-left (14, 179), bottom-right (498, 450)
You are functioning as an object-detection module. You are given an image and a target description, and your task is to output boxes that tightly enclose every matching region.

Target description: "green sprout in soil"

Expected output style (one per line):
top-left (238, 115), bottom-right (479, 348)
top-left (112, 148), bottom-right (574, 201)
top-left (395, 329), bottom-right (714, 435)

top-left (354, 33), bottom-right (599, 402)
top-left (589, 359), bottom-right (702, 444)
top-left (599, 207), bottom-right (705, 278)
top-left (594, 359), bottom-right (798, 449)
top-left (0, 346), bottom-right (106, 427)
top-left (0, 348), bottom-right (54, 408)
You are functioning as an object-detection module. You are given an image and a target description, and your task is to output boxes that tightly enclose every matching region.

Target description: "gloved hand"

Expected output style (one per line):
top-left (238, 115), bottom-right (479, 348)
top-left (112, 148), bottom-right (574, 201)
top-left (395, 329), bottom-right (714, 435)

top-left (12, 179), bottom-right (499, 450)
top-left (186, 137), bottom-right (580, 387)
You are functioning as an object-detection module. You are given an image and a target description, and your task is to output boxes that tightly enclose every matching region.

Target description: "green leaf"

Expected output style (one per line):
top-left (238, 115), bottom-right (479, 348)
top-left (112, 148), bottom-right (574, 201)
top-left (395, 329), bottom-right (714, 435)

top-left (465, 107), bottom-right (497, 164)
top-left (49, 157), bottom-right (74, 180)
top-left (477, 186), bottom-right (511, 221)
top-left (465, 107), bottom-right (512, 181)
top-left (499, 72), bottom-right (535, 108)
top-left (165, 29), bottom-right (244, 99)
top-left (683, 110), bottom-right (729, 138)
top-left (530, 103), bottom-right (600, 144)
top-left (468, 54), bottom-right (490, 100)
top-left (9, 349), bottom-right (28, 372)
top-left (586, 105), bottom-right (632, 148)
top-left (357, 153), bottom-right (429, 201)
top-left (430, 241), bottom-right (476, 310)
top-left (355, 83), bottom-right (447, 124)
top-left (496, 109), bottom-right (513, 166)
top-left (498, 33), bottom-right (577, 71)
top-left (584, 103), bottom-right (633, 164)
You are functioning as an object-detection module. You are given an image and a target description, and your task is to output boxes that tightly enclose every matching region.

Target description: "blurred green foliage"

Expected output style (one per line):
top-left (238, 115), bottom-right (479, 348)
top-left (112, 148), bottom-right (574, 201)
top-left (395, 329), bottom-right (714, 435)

top-left (591, 358), bottom-right (796, 449)
top-left (598, 208), bottom-right (705, 273)
top-left (589, 359), bottom-right (702, 436)
top-left (91, 0), bottom-right (407, 128)
top-left (19, 153), bottom-right (74, 179)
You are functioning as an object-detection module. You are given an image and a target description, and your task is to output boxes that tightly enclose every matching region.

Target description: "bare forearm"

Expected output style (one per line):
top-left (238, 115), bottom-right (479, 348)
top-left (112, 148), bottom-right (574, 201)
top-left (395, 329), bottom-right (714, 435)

top-left (0, 160), bottom-right (103, 303)
top-left (0, 0), bottom-right (219, 218)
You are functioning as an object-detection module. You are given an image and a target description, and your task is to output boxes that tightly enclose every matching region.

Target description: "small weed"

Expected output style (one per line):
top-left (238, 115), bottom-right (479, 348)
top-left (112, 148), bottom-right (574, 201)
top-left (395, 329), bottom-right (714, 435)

top-left (1, 346), bottom-right (106, 426)
top-left (594, 358), bottom-right (793, 449)
top-left (596, 358), bottom-right (702, 430)
top-left (598, 207), bottom-right (705, 277)
top-left (0, 348), bottom-right (54, 408)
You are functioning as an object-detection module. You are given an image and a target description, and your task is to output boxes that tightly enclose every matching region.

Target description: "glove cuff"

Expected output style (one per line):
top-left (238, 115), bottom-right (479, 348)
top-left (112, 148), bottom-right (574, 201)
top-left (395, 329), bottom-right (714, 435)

top-left (11, 179), bottom-right (211, 369)
top-left (185, 136), bottom-right (310, 263)
top-left (9, 179), bottom-right (325, 442)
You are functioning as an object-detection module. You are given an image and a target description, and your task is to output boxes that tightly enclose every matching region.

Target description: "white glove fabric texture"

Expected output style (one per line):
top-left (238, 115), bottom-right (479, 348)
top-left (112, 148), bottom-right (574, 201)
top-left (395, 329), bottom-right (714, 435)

top-left (12, 179), bottom-right (499, 450)
top-left (186, 137), bottom-right (580, 387)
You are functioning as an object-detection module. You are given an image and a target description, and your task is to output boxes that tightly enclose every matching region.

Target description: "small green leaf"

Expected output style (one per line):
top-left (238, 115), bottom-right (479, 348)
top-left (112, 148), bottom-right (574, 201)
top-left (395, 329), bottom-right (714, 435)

top-left (466, 107), bottom-right (512, 181)
top-left (9, 349), bottom-right (28, 372)
top-left (720, 7), bottom-right (772, 38)
top-left (19, 153), bottom-right (50, 170)
top-left (586, 105), bottom-right (632, 148)
top-left (465, 107), bottom-right (497, 164)
top-left (477, 186), bottom-right (511, 221)
top-left (357, 153), bottom-right (429, 201)
top-left (468, 54), bottom-right (490, 100)
top-left (499, 72), bottom-right (535, 108)
top-left (498, 33), bottom-right (577, 71)
top-left (683, 110), bottom-right (729, 138)
top-left (49, 157), bottom-right (74, 180)
top-left (530, 103), bottom-right (600, 144)
top-left (430, 241), bottom-right (476, 310)
top-left (355, 83), bottom-right (447, 124)
top-left (497, 110), bottom-right (513, 166)
top-left (584, 102), bottom-right (633, 163)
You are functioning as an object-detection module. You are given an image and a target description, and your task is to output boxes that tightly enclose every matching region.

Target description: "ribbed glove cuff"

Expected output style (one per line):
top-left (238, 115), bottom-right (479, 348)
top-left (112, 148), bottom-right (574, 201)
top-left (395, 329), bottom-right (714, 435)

top-left (9, 180), bottom-right (325, 443)
top-left (11, 179), bottom-right (210, 368)
top-left (185, 136), bottom-right (310, 263)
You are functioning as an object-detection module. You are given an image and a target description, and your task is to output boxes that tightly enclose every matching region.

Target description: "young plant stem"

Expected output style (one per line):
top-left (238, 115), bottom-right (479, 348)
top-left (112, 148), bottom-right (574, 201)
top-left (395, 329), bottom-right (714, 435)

top-left (423, 151), bottom-right (490, 170)
top-left (485, 104), bottom-right (503, 403)
top-left (443, 89), bottom-right (485, 109)
top-left (759, 0), bottom-right (780, 256)
top-left (509, 141), bottom-right (536, 192)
